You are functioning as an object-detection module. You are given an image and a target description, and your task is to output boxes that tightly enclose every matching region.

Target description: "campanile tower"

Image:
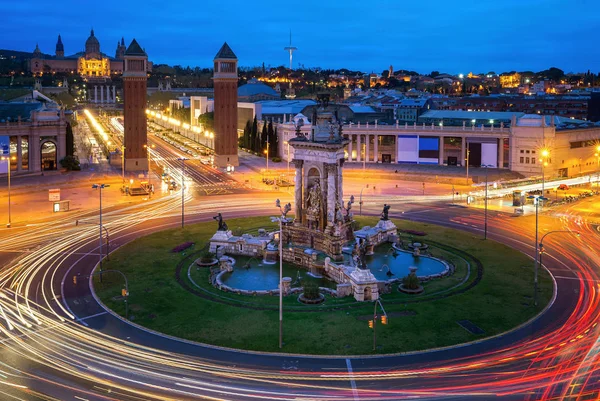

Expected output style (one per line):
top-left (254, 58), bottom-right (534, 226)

top-left (123, 39), bottom-right (148, 172)
top-left (212, 42), bottom-right (239, 168)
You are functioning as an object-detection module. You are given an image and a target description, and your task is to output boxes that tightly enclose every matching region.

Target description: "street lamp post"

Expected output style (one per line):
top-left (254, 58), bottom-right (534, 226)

top-left (1, 155), bottom-right (15, 228)
top-left (527, 194), bottom-right (548, 307)
top-left (484, 165), bottom-right (489, 240)
top-left (76, 220), bottom-right (109, 260)
top-left (177, 158), bottom-right (188, 228)
top-left (538, 230), bottom-right (580, 307)
top-left (92, 184), bottom-right (109, 282)
top-left (265, 142), bottom-right (270, 173)
top-left (359, 185), bottom-right (367, 216)
top-left (285, 141), bottom-right (290, 175)
top-left (275, 199), bottom-right (291, 349)
top-left (595, 145), bottom-right (600, 188)
top-left (121, 145), bottom-right (125, 184)
top-left (465, 148), bottom-right (470, 186)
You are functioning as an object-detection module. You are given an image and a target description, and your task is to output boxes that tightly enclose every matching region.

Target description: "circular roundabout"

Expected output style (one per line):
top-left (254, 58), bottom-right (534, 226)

top-left (92, 215), bottom-right (553, 356)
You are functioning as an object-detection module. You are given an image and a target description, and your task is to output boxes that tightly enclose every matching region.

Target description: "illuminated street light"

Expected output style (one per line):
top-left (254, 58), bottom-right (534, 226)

top-left (177, 158), bottom-right (188, 228)
top-left (275, 199), bottom-right (292, 349)
top-left (527, 194), bottom-right (549, 307)
top-left (0, 155), bottom-right (16, 228)
top-left (92, 183), bottom-right (110, 282)
top-left (539, 148), bottom-right (550, 194)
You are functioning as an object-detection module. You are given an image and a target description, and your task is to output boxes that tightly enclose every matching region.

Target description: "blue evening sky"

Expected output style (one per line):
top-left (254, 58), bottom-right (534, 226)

top-left (1, 0), bottom-right (598, 74)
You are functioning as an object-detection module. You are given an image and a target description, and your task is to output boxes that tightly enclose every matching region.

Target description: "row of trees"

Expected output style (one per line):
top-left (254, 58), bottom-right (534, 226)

top-left (240, 116), bottom-right (279, 158)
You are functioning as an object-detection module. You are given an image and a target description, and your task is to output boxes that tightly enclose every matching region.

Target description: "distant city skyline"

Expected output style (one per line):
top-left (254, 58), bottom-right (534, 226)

top-left (2, 0), bottom-right (599, 75)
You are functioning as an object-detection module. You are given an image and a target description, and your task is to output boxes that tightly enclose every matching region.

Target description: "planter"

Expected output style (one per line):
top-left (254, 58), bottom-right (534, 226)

top-left (298, 293), bottom-right (325, 304)
top-left (398, 284), bottom-right (424, 294)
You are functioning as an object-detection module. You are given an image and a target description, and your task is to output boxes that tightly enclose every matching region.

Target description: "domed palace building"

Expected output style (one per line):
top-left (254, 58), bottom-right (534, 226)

top-left (29, 29), bottom-right (129, 77)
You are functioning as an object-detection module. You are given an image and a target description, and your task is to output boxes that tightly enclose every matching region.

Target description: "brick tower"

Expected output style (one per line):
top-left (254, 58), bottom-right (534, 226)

top-left (213, 42), bottom-right (239, 168)
top-left (123, 39), bottom-right (148, 172)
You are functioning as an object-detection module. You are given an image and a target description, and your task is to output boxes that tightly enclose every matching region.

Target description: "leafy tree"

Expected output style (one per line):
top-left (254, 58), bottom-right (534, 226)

top-left (260, 121), bottom-right (268, 150)
top-left (243, 120), bottom-right (252, 149)
top-left (197, 112), bottom-right (214, 132)
top-left (65, 122), bottom-right (74, 156)
top-left (430, 71), bottom-right (440, 78)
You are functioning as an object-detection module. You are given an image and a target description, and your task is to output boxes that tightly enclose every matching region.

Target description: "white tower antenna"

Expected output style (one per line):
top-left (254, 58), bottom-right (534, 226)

top-left (283, 30), bottom-right (297, 70)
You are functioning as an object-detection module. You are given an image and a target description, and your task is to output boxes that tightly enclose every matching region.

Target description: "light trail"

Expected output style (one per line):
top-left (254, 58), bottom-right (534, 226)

top-left (0, 186), bottom-right (599, 399)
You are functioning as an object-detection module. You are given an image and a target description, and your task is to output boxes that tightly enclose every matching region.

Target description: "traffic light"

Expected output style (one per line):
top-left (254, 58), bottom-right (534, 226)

top-left (72, 275), bottom-right (77, 285)
top-left (381, 315), bottom-right (388, 325)
top-left (121, 288), bottom-right (128, 297)
top-left (368, 320), bottom-right (374, 329)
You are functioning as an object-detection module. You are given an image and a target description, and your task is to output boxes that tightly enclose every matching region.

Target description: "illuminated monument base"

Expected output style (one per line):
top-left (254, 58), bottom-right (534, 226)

top-left (125, 158), bottom-right (148, 172)
top-left (214, 154), bottom-right (239, 169)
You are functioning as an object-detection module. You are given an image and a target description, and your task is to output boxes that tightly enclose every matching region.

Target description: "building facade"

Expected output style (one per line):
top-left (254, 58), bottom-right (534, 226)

top-left (212, 43), bottom-right (239, 168)
top-left (275, 112), bottom-right (600, 178)
top-left (0, 98), bottom-right (67, 174)
top-left (123, 39), bottom-right (148, 172)
top-left (29, 30), bottom-right (130, 77)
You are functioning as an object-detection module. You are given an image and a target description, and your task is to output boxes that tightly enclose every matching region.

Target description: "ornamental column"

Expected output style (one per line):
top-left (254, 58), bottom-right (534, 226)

top-left (113, 85), bottom-right (116, 103)
top-left (94, 86), bottom-right (98, 104)
top-left (16, 136), bottom-right (22, 172)
top-left (374, 134), bottom-right (378, 162)
top-left (438, 136), bottom-right (445, 165)
top-left (338, 158), bottom-right (344, 205)
top-left (461, 136), bottom-right (466, 166)
top-left (106, 85), bottom-right (110, 103)
top-left (326, 163), bottom-right (337, 224)
top-left (100, 86), bottom-right (104, 103)
top-left (498, 138), bottom-right (504, 168)
top-left (293, 159), bottom-right (303, 222)
top-left (347, 134), bottom-right (353, 161)
top-left (356, 134), bottom-right (361, 162)
top-left (365, 134), bottom-right (370, 163)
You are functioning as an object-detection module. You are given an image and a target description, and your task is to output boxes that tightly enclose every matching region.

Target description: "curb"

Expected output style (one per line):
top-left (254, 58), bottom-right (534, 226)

top-left (86, 213), bottom-right (559, 360)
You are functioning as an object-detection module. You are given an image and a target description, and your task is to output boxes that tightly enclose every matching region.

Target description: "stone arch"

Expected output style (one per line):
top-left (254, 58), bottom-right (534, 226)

top-left (40, 140), bottom-right (57, 171)
top-left (364, 285), bottom-right (372, 301)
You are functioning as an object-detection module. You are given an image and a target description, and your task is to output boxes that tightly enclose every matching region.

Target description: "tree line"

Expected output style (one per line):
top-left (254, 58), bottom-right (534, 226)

top-left (240, 116), bottom-right (279, 158)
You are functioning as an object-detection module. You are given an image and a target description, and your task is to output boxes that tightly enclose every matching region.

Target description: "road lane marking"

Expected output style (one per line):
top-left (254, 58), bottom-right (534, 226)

top-left (345, 358), bottom-right (360, 401)
top-left (555, 276), bottom-right (600, 282)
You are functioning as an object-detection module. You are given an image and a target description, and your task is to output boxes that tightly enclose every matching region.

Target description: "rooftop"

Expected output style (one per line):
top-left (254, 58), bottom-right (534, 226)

top-left (124, 39), bottom-right (146, 57)
top-left (257, 99), bottom-right (316, 115)
top-left (0, 102), bottom-right (43, 122)
top-left (420, 110), bottom-right (525, 121)
top-left (238, 79), bottom-right (278, 98)
top-left (214, 42), bottom-right (237, 60)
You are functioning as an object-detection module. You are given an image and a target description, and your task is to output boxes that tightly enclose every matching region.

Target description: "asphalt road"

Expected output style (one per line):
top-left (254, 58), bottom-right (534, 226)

top-left (1, 189), bottom-right (599, 400)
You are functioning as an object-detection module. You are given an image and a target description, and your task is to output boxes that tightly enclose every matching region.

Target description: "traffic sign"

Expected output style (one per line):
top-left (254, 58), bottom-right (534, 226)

top-left (49, 188), bottom-right (61, 202)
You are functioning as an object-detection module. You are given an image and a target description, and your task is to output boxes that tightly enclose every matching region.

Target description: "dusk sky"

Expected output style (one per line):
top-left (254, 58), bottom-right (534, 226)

top-left (2, 0), bottom-right (599, 74)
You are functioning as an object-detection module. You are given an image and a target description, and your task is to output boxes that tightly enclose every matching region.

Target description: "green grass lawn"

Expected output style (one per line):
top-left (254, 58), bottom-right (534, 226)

top-left (94, 216), bottom-right (552, 355)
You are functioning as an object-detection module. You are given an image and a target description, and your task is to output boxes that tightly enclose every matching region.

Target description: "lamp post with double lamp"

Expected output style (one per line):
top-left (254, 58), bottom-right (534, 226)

top-left (483, 164), bottom-right (490, 240)
top-left (284, 141), bottom-right (290, 175)
top-left (264, 142), bottom-right (270, 173)
top-left (177, 158), bottom-right (188, 228)
top-left (540, 148), bottom-right (549, 195)
top-left (143, 144), bottom-right (156, 190)
top-left (595, 145), bottom-right (600, 189)
top-left (121, 145), bottom-right (125, 184)
top-left (92, 184), bottom-right (109, 282)
top-left (359, 185), bottom-right (367, 216)
top-left (0, 155), bottom-right (15, 228)
top-left (527, 194), bottom-right (548, 307)
top-left (275, 199), bottom-right (292, 349)
top-left (538, 229), bottom-right (580, 305)
top-left (465, 148), bottom-right (470, 186)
